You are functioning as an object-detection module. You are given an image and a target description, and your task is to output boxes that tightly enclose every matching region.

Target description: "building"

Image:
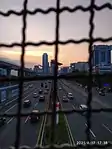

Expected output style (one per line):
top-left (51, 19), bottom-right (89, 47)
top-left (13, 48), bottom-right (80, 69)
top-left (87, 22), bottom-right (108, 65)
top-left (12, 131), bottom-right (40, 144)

top-left (33, 65), bottom-right (43, 75)
top-left (50, 60), bottom-right (55, 74)
top-left (92, 45), bottom-right (112, 66)
top-left (92, 45), bottom-right (112, 73)
top-left (0, 68), bottom-right (7, 76)
top-left (59, 67), bottom-right (69, 74)
top-left (92, 65), bottom-right (112, 74)
top-left (69, 62), bottom-right (88, 72)
top-left (42, 53), bottom-right (49, 74)
top-left (33, 65), bottom-right (39, 73)
top-left (69, 63), bottom-right (76, 72)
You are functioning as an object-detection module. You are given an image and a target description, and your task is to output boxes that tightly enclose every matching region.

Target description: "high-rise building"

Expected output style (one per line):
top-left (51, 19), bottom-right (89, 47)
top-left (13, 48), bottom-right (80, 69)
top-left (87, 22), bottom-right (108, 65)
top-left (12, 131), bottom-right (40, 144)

top-left (92, 45), bottom-right (112, 66)
top-left (50, 60), bottom-right (55, 74)
top-left (42, 53), bottom-right (49, 74)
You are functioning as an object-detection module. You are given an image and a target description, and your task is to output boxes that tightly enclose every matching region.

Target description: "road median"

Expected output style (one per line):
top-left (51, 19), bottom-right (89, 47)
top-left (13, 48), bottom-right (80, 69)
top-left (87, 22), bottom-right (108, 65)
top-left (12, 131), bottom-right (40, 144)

top-left (44, 112), bottom-right (70, 145)
top-left (43, 94), bottom-right (71, 145)
top-left (36, 83), bottom-right (53, 146)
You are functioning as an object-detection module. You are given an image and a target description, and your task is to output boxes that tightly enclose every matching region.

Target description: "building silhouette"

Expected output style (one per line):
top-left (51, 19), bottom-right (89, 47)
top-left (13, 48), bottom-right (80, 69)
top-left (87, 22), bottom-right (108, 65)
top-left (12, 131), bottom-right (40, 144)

top-left (42, 53), bottom-right (49, 74)
top-left (92, 45), bottom-right (112, 73)
top-left (92, 45), bottom-right (112, 66)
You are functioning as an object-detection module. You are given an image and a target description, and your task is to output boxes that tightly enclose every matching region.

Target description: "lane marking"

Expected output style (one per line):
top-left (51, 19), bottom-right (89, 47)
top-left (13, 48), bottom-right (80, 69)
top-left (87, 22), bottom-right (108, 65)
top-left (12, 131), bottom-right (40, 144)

top-left (5, 88), bottom-right (38, 113)
top-left (40, 114), bottom-right (47, 146)
top-left (85, 123), bottom-right (96, 138)
top-left (36, 86), bottom-right (52, 146)
top-left (4, 85), bottom-right (35, 106)
top-left (25, 116), bottom-right (29, 123)
top-left (5, 98), bottom-right (18, 106)
top-left (64, 113), bottom-right (75, 145)
top-left (24, 87), bottom-right (29, 91)
top-left (58, 91), bottom-right (75, 146)
top-left (5, 104), bottom-right (17, 113)
top-left (7, 117), bottom-right (14, 124)
top-left (34, 102), bottom-right (38, 108)
top-left (102, 124), bottom-right (112, 134)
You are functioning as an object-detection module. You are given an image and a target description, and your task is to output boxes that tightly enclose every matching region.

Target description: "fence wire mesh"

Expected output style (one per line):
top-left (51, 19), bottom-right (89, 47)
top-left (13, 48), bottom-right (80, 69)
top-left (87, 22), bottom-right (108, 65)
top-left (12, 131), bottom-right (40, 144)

top-left (0, 0), bottom-right (112, 149)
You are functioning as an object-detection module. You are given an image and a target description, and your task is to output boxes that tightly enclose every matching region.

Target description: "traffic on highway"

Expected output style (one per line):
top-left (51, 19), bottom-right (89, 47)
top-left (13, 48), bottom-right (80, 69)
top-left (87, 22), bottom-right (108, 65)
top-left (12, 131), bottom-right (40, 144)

top-left (0, 81), bottom-right (51, 149)
top-left (58, 79), bottom-right (112, 144)
top-left (0, 79), bottom-right (112, 148)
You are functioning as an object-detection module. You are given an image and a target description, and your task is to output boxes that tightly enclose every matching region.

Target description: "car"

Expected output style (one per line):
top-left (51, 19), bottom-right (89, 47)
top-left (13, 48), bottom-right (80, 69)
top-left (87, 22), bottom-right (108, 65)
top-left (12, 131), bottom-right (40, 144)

top-left (39, 89), bottom-right (42, 94)
top-left (41, 83), bottom-right (44, 87)
top-left (85, 86), bottom-right (87, 89)
top-left (23, 100), bottom-right (31, 108)
top-left (30, 110), bottom-right (40, 123)
top-left (39, 95), bottom-right (45, 101)
top-left (46, 88), bottom-right (49, 91)
top-left (45, 84), bottom-right (48, 88)
top-left (62, 95), bottom-right (69, 102)
top-left (44, 90), bottom-right (48, 94)
top-left (79, 104), bottom-right (88, 115)
top-left (99, 91), bottom-right (105, 96)
top-left (67, 93), bottom-right (73, 100)
top-left (33, 92), bottom-right (38, 98)
top-left (80, 84), bottom-right (82, 87)
top-left (59, 87), bottom-right (62, 90)
top-left (0, 118), bottom-right (6, 127)
top-left (96, 87), bottom-right (99, 91)
top-left (108, 88), bottom-right (112, 92)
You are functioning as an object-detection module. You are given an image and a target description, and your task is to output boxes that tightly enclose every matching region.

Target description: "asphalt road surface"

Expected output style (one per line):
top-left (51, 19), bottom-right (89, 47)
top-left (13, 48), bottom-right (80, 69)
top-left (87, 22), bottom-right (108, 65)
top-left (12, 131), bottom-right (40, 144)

top-left (0, 81), bottom-right (51, 149)
top-left (69, 79), bottom-right (112, 108)
top-left (58, 80), bottom-right (112, 143)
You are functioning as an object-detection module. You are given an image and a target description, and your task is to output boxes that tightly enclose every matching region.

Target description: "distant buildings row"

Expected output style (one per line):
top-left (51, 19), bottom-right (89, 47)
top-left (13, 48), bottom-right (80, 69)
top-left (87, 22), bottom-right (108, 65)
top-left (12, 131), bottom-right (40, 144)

top-left (33, 53), bottom-right (62, 75)
top-left (59, 45), bottom-right (112, 74)
top-left (59, 62), bottom-right (88, 75)
top-left (33, 45), bottom-right (112, 75)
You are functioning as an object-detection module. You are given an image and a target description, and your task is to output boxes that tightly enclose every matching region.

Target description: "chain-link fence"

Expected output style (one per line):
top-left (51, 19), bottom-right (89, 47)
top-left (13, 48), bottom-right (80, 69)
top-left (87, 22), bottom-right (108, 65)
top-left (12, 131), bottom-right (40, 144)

top-left (0, 0), bottom-right (112, 149)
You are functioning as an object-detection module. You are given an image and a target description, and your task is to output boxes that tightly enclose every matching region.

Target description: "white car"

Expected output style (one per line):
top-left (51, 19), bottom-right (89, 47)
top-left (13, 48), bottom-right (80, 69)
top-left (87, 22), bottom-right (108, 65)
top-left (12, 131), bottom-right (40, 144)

top-left (44, 90), bottom-right (48, 94)
top-left (62, 95), bottom-right (69, 102)
top-left (59, 87), bottom-right (62, 90)
top-left (67, 93), bottom-right (73, 99)
top-left (33, 92), bottom-right (38, 98)
top-left (99, 91), bottom-right (105, 96)
top-left (79, 104), bottom-right (88, 115)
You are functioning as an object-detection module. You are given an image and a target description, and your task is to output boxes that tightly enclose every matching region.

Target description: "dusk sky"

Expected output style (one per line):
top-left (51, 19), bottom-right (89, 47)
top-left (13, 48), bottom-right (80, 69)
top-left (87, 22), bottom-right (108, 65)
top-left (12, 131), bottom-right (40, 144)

top-left (0, 0), bottom-right (112, 68)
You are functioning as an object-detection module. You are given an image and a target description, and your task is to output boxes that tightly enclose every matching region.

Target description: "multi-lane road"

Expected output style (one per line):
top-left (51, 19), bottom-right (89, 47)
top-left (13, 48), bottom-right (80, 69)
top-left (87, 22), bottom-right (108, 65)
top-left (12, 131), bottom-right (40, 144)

top-left (1, 79), bottom-right (112, 148)
top-left (58, 79), bottom-right (112, 143)
top-left (0, 81), bottom-right (51, 149)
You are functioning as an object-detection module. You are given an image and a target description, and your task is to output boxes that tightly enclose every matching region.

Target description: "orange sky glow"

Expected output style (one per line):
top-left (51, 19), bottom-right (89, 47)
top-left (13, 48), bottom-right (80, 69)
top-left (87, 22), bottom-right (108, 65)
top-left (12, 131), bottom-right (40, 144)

top-left (0, 0), bottom-right (112, 68)
top-left (0, 43), bottom-right (89, 68)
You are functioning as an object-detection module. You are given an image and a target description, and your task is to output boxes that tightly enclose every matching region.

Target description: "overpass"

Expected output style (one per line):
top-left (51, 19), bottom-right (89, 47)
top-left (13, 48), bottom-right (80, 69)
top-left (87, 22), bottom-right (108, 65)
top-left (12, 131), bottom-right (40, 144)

top-left (0, 60), bottom-right (36, 77)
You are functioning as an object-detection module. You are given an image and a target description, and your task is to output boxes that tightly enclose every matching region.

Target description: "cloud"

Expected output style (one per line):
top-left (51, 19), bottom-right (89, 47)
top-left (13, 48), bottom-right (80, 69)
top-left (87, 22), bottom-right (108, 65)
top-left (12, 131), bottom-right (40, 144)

top-left (0, 57), bottom-right (19, 65)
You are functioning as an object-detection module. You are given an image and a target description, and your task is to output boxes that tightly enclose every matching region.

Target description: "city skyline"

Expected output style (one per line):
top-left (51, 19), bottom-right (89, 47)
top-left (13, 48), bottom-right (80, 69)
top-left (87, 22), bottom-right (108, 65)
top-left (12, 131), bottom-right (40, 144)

top-left (0, 0), bottom-right (112, 68)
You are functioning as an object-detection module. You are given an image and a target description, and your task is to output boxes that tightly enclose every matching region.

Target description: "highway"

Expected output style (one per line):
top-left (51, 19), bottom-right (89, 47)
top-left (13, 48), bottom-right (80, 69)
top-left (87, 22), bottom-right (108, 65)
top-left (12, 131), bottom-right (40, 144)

top-left (0, 81), bottom-right (51, 149)
top-left (58, 79), bottom-right (112, 143)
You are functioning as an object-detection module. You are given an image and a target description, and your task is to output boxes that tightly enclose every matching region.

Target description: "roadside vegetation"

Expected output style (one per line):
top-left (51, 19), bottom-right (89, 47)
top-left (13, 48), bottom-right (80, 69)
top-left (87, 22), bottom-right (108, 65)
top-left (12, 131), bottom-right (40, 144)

top-left (43, 113), bottom-right (69, 145)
